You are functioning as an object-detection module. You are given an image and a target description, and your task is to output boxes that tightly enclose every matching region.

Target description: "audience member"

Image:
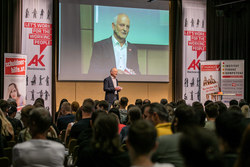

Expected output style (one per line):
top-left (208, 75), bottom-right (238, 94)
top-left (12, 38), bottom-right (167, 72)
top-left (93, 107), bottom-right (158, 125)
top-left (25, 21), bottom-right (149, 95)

top-left (215, 101), bottom-right (227, 115)
top-left (147, 103), bottom-right (172, 137)
top-left (127, 120), bottom-right (174, 167)
top-left (71, 101), bottom-right (80, 114)
top-left (135, 99), bottom-right (143, 108)
top-left (228, 105), bottom-right (242, 113)
top-left (33, 98), bottom-right (45, 108)
top-left (204, 100), bottom-right (213, 106)
top-left (0, 99), bottom-right (10, 116)
top-left (179, 126), bottom-right (222, 167)
top-left (160, 98), bottom-right (168, 105)
top-left (229, 99), bottom-right (238, 106)
top-left (234, 125), bottom-right (250, 167)
top-left (141, 104), bottom-right (150, 120)
top-left (152, 105), bottom-right (198, 167)
top-left (192, 101), bottom-right (206, 127)
top-left (70, 104), bottom-right (93, 139)
top-left (98, 100), bottom-right (109, 112)
top-left (143, 99), bottom-right (151, 105)
top-left (56, 98), bottom-right (68, 122)
top-left (18, 105), bottom-right (33, 143)
top-left (7, 105), bottom-right (23, 135)
top-left (165, 104), bottom-right (174, 122)
top-left (120, 106), bottom-right (142, 144)
top-left (176, 99), bottom-right (186, 107)
top-left (119, 97), bottom-right (129, 124)
top-left (113, 100), bottom-right (120, 109)
top-left (239, 99), bottom-right (248, 108)
top-left (204, 102), bottom-right (219, 131)
top-left (57, 102), bottom-right (75, 132)
top-left (109, 108), bottom-right (125, 133)
top-left (13, 107), bottom-right (65, 167)
top-left (215, 111), bottom-right (247, 167)
top-left (0, 108), bottom-right (14, 142)
top-left (76, 113), bottom-right (130, 167)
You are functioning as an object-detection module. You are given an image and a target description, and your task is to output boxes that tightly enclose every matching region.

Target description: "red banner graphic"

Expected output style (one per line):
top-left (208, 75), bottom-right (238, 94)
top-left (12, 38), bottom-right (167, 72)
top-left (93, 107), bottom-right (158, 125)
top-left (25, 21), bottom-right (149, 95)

top-left (201, 65), bottom-right (220, 71)
top-left (24, 22), bottom-right (52, 54)
top-left (5, 58), bottom-right (26, 75)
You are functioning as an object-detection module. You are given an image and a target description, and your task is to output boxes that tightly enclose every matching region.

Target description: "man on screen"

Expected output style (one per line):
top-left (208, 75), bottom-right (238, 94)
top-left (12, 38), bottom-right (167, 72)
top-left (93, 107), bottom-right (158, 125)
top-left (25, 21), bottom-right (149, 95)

top-left (104, 68), bottom-right (122, 106)
top-left (88, 13), bottom-right (140, 75)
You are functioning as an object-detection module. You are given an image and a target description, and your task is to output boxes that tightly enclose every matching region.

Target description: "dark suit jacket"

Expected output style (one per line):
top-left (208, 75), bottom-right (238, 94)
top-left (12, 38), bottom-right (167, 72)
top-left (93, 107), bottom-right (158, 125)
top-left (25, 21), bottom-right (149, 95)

top-left (88, 37), bottom-right (140, 75)
top-left (103, 76), bottom-right (119, 104)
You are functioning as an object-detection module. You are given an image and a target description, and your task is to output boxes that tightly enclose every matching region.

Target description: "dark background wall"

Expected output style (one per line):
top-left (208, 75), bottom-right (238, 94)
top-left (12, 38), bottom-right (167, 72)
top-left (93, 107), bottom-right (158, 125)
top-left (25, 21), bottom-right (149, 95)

top-left (207, 0), bottom-right (250, 102)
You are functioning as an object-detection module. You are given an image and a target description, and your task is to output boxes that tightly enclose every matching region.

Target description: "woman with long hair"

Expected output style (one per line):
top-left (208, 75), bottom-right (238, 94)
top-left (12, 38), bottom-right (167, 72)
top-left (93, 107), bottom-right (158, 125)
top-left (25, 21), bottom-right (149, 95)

top-left (7, 83), bottom-right (26, 108)
top-left (0, 108), bottom-right (14, 141)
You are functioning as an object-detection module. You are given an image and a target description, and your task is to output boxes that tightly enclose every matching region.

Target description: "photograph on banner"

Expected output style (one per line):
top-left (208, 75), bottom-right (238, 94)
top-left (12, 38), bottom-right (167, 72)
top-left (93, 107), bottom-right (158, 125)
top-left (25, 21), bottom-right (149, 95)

top-left (200, 61), bottom-right (221, 104)
top-left (221, 60), bottom-right (244, 105)
top-left (4, 53), bottom-right (27, 111)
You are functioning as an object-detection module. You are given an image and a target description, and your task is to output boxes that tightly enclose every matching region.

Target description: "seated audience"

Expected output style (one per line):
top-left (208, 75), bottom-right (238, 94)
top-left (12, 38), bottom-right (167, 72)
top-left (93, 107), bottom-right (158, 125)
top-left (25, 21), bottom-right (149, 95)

top-left (127, 120), bottom-right (174, 167)
top-left (13, 107), bottom-right (65, 166)
top-left (109, 108), bottom-right (125, 133)
top-left (179, 126), bottom-right (223, 167)
top-left (18, 105), bottom-right (33, 142)
top-left (97, 100), bottom-right (109, 113)
top-left (56, 98), bottom-right (68, 123)
top-left (204, 100), bottom-right (213, 106)
top-left (120, 106), bottom-right (142, 144)
top-left (70, 104), bottom-right (93, 139)
top-left (215, 101), bottom-right (227, 115)
top-left (152, 105), bottom-right (199, 167)
top-left (0, 108), bottom-right (14, 142)
top-left (76, 113), bottom-right (130, 167)
top-left (0, 99), bottom-right (10, 116)
top-left (204, 102), bottom-right (219, 131)
top-left (7, 105), bottom-right (23, 135)
top-left (141, 104), bottom-right (150, 120)
top-left (113, 100), bottom-right (120, 109)
top-left (215, 111), bottom-right (247, 167)
top-left (176, 99), bottom-right (186, 107)
top-left (192, 101), bottom-right (206, 127)
top-left (160, 98), bottom-right (168, 105)
top-left (165, 104), bottom-right (175, 122)
top-left (234, 125), bottom-right (250, 167)
top-left (71, 101), bottom-right (80, 115)
top-left (119, 97), bottom-right (129, 124)
top-left (229, 99), bottom-right (239, 106)
top-left (57, 102), bottom-right (75, 132)
top-left (143, 99), bottom-right (151, 105)
top-left (147, 103), bottom-right (172, 137)
top-left (135, 99), bottom-right (143, 109)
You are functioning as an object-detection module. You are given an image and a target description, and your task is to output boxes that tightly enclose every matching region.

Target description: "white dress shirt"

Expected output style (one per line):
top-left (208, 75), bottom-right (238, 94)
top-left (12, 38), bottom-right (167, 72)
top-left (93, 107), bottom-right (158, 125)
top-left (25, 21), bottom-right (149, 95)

top-left (112, 35), bottom-right (128, 71)
top-left (111, 76), bottom-right (117, 94)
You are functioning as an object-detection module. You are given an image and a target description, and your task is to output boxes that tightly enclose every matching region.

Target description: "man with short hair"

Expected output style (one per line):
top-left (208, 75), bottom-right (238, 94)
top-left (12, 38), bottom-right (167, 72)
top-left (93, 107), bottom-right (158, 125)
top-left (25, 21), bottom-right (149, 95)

top-left (89, 13), bottom-right (140, 75)
top-left (147, 103), bottom-right (172, 137)
top-left (57, 102), bottom-right (75, 132)
top-left (104, 68), bottom-right (122, 106)
top-left (13, 107), bottom-right (65, 166)
top-left (127, 120), bottom-right (174, 167)
top-left (97, 100), bottom-right (109, 113)
top-left (70, 104), bottom-right (93, 139)
top-left (119, 97), bottom-right (128, 124)
top-left (204, 102), bottom-right (219, 131)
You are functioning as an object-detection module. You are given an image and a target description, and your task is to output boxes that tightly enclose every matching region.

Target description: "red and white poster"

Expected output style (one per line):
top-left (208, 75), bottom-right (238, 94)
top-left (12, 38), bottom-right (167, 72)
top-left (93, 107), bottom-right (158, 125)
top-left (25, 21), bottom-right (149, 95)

top-left (200, 61), bottom-right (221, 104)
top-left (221, 60), bottom-right (244, 105)
top-left (4, 53), bottom-right (27, 111)
top-left (22, 0), bottom-right (52, 112)
top-left (182, 0), bottom-right (207, 104)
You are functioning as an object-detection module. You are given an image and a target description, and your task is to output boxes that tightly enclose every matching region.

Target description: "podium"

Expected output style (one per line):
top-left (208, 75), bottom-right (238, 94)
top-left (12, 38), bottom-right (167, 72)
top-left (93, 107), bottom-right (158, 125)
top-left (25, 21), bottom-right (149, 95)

top-left (210, 93), bottom-right (235, 101)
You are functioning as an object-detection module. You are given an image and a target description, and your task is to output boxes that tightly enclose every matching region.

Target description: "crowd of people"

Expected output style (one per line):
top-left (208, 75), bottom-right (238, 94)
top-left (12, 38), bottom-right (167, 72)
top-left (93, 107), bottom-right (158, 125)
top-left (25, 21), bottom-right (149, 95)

top-left (0, 97), bottom-right (250, 167)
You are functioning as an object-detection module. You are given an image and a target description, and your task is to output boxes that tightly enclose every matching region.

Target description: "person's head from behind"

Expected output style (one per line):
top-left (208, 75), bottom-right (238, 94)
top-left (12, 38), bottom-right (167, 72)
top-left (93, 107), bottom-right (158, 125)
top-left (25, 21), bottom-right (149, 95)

top-left (228, 105), bottom-right (242, 113)
top-left (135, 99), bottom-right (142, 108)
top-left (241, 105), bottom-right (250, 118)
top-left (21, 105), bottom-right (34, 128)
top-left (160, 98), bottom-right (168, 105)
top-left (113, 100), bottom-right (120, 109)
top-left (127, 120), bottom-right (157, 158)
top-left (0, 99), bottom-right (10, 115)
top-left (205, 102), bottom-right (219, 119)
top-left (98, 100), bottom-right (109, 112)
top-left (120, 97), bottom-right (128, 109)
top-left (8, 83), bottom-right (21, 100)
top-left (176, 99), bottom-right (186, 107)
top-left (8, 105), bottom-right (17, 118)
top-left (128, 106), bottom-right (142, 125)
top-left (192, 102), bottom-right (206, 127)
top-left (179, 127), bottom-right (222, 167)
top-left (172, 104), bottom-right (198, 133)
top-left (58, 98), bottom-right (68, 112)
top-left (34, 98), bottom-right (45, 108)
top-left (82, 103), bottom-right (94, 116)
top-left (71, 101), bottom-right (79, 112)
top-left (204, 100), bottom-right (212, 106)
top-left (82, 98), bottom-right (95, 108)
top-left (215, 111), bottom-right (246, 153)
top-left (92, 113), bottom-right (120, 154)
top-left (61, 102), bottom-right (71, 115)
top-left (28, 107), bottom-right (52, 138)
top-left (239, 99), bottom-right (248, 108)
top-left (143, 99), bottom-right (151, 105)
top-left (109, 107), bottom-right (121, 123)
top-left (110, 67), bottom-right (118, 78)
top-left (148, 103), bottom-right (169, 126)
top-left (141, 104), bottom-right (150, 120)
top-left (229, 99), bottom-right (238, 106)
top-left (112, 14), bottom-right (130, 41)
top-left (215, 101), bottom-right (227, 115)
